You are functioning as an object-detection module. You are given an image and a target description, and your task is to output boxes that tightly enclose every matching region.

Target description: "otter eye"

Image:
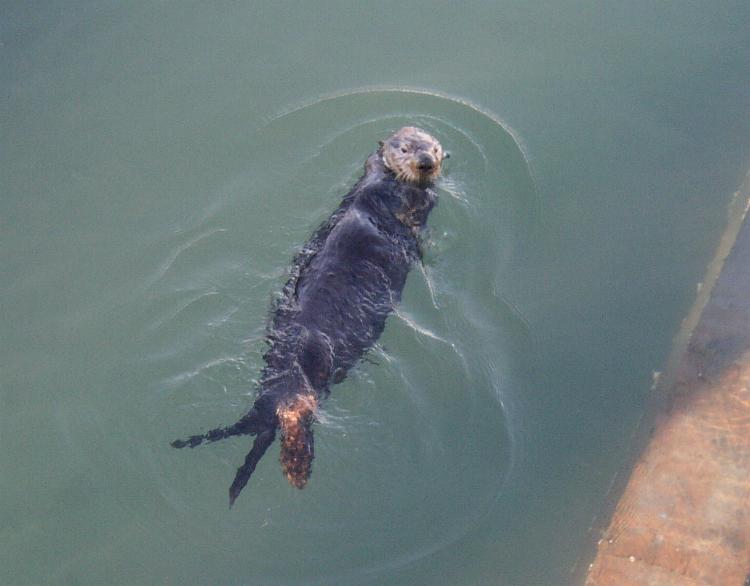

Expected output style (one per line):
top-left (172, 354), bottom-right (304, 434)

top-left (400, 147), bottom-right (408, 153)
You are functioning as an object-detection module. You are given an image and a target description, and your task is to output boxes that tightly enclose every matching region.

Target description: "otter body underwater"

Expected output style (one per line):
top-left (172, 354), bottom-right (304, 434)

top-left (172, 127), bottom-right (448, 506)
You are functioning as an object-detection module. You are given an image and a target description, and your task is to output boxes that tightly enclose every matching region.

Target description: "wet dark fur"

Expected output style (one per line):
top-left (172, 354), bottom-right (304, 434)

top-left (172, 149), bottom-right (438, 506)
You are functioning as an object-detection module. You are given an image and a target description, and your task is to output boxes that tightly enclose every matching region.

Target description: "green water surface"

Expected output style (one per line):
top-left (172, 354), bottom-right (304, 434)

top-left (2, 2), bottom-right (749, 585)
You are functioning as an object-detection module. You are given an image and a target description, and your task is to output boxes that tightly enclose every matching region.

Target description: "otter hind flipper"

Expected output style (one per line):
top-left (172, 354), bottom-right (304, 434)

top-left (229, 426), bottom-right (277, 507)
top-left (171, 408), bottom-right (263, 449)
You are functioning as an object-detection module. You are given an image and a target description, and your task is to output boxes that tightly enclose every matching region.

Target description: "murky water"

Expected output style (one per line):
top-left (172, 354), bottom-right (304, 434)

top-left (2, 2), bottom-right (749, 585)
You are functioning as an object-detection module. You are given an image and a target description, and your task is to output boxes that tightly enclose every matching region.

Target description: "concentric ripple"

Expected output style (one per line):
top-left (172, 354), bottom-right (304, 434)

top-left (137, 87), bottom-right (540, 585)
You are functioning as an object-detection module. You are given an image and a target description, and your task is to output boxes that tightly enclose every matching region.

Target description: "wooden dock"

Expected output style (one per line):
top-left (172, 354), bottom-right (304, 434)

top-left (585, 176), bottom-right (750, 586)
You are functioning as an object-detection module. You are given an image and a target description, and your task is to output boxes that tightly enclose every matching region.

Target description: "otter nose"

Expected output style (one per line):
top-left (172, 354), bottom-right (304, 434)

top-left (417, 154), bottom-right (435, 172)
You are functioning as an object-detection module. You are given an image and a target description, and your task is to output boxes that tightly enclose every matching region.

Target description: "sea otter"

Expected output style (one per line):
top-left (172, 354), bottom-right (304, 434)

top-left (172, 127), bottom-right (447, 506)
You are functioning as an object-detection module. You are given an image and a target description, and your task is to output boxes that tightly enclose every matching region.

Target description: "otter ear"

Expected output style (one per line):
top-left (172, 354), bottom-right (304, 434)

top-left (443, 151), bottom-right (451, 160)
top-left (378, 140), bottom-right (384, 148)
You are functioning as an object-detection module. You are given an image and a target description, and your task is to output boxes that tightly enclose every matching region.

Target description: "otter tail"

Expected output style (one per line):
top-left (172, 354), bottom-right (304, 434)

top-left (171, 392), bottom-right (318, 505)
top-left (227, 392), bottom-right (317, 505)
top-left (277, 393), bottom-right (318, 489)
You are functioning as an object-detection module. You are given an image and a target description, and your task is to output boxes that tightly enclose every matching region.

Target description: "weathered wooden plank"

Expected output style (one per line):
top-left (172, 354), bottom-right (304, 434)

top-left (585, 175), bottom-right (750, 586)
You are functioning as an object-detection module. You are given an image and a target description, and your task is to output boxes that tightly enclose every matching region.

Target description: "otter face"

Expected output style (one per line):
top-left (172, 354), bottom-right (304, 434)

top-left (380, 127), bottom-right (446, 185)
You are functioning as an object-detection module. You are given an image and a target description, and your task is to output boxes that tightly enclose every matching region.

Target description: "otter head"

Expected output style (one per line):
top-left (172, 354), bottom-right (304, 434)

top-left (380, 126), bottom-right (447, 185)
